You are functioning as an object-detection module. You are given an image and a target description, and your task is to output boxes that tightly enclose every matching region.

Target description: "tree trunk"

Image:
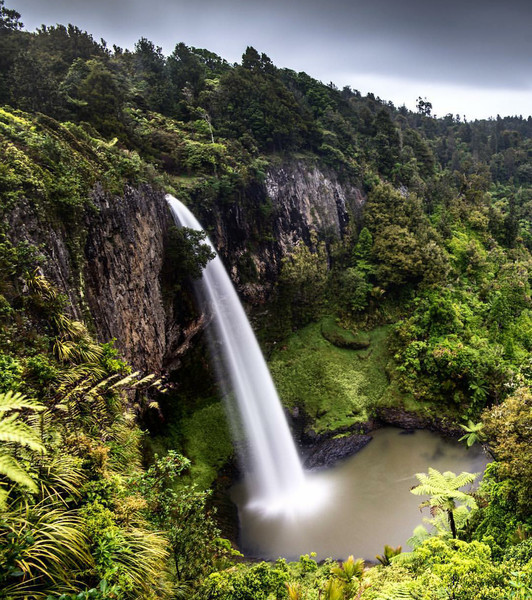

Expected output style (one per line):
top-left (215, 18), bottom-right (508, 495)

top-left (448, 509), bottom-right (457, 538)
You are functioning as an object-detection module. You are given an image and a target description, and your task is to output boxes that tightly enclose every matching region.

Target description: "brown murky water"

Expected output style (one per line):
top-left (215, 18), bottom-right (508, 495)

top-left (231, 427), bottom-right (489, 560)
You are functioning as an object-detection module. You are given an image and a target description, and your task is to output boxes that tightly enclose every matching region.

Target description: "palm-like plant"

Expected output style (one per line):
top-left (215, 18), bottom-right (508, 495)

top-left (286, 581), bottom-right (303, 600)
top-left (330, 555), bottom-right (364, 583)
top-left (330, 555), bottom-right (365, 598)
top-left (322, 578), bottom-right (345, 600)
top-left (375, 544), bottom-right (402, 566)
top-left (411, 468), bottom-right (478, 538)
top-left (0, 391), bottom-right (45, 508)
top-left (458, 420), bottom-right (485, 447)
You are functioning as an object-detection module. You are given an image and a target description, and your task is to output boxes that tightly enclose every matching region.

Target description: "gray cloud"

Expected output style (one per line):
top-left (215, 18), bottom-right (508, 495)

top-left (11, 0), bottom-right (532, 116)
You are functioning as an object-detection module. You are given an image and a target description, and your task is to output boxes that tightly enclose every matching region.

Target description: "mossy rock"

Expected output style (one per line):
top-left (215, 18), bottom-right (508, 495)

top-left (320, 317), bottom-right (370, 349)
top-left (269, 321), bottom-right (393, 434)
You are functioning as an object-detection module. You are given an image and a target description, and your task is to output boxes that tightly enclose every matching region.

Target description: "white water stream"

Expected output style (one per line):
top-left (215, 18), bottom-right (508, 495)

top-left (166, 195), bottom-right (323, 513)
top-left (166, 195), bottom-right (490, 559)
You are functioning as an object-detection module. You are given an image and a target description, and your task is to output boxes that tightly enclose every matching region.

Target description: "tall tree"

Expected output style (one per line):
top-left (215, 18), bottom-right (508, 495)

top-left (0, 0), bottom-right (23, 30)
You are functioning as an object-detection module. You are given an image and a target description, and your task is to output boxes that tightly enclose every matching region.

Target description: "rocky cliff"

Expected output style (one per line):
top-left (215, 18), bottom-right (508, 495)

top-left (193, 160), bottom-right (365, 304)
top-left (83, 184), bottom-right (171, 374)
top-left (7, 161), bottom-right (364, 374)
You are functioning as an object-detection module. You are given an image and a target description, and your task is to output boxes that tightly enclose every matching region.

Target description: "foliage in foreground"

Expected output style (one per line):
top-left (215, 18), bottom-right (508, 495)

top-left (198, 539), bottom-right (532, 600)
top-left (0, 266), bottom-right (228, 599)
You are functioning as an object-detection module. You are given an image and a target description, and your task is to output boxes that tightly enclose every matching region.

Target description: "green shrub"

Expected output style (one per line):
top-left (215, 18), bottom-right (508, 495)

top-left (0, 354), bottom-right (23, 392)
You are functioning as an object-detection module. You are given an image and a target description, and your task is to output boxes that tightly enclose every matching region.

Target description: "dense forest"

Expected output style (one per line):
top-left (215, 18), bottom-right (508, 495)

top-left (0, 1), bottom-right (531, 598)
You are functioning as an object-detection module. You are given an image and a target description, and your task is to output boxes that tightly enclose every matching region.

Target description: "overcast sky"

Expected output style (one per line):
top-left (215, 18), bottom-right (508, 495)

top-left (11, 0), bottom-right (532, 119)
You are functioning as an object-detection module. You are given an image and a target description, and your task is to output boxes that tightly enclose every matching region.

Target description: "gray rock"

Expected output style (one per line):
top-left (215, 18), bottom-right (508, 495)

top-left (303, 433), bottom-right (373, 469)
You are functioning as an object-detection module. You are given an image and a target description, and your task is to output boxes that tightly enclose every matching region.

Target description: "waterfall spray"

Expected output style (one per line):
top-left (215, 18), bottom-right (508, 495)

top-left (166, 195), bottom-right (322, 513)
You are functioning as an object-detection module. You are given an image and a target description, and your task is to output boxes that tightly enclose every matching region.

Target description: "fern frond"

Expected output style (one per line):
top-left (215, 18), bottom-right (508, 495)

top-left (109, 371), bottom-right (142, 389)
top-left (0, 415), bottom-right (46, 452)
top-left (0, 391), bottom-right (45, 413)
top-left (376, 583), bottom-right (415, 599)
top-left (447, 471), bottom-right (479, 489)
top-left (406, 525), bottom-right (430, 549)
top-left (0, 454), bottom-right (38, 493)
top-left (135, 373), bottom-right (157, 386)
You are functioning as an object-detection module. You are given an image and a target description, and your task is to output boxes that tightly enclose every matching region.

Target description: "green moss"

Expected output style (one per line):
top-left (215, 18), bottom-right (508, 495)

top-left (320, 316), bottom-right (371, 349)
top-left (180, 401), bottom-right (234, 489)
top-left (269, 320), bottom-right (394, 433)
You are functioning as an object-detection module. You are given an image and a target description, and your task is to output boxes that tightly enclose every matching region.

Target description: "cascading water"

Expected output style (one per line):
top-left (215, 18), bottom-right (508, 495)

top-left (165, 195), bottom-right (489, 559)
top-left (166, 195), bottom-right (321, 513)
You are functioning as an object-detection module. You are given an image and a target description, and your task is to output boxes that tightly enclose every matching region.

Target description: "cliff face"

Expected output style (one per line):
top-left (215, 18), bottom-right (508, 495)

top-left (83, 184), bottom-right (171, 373)
top-left (7, 184), bottom-right (174, 373)
top-left (195, 161), bottom-right (365, 303)
top-left (8, 161), bottom-right (363, 374)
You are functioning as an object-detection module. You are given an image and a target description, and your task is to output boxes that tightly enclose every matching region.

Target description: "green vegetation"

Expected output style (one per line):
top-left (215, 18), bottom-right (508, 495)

top-left (269, 321), bottom-right (391, 433)
top-left (0, 249), bottom-right (224, 597)
top-left (411, 468), bottom-right (478, 539)
top-left (179, 401), bottom-right (234, 489)
top-left (0, 1), bottom-right (530, 597)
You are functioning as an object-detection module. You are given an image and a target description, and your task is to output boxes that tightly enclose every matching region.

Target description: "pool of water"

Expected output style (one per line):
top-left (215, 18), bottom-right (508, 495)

top-left (231, 427), bottom-right (489, 561)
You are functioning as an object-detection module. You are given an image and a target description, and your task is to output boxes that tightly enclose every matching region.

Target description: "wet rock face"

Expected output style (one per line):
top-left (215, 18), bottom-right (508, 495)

top-left (80, 164), bottom-right (364, 370)
top-left (303, 434), bottom-right (373, 470)
top-left (7, 161), bottom-right (365, 374)
top-left (83, 184), bottom-right (170, 373)
top-left (7, 197), bottom-right (86, 322)
top-left (265, 162), bottom-right (363, 253)
top-left (196, 161), bottom-right (365, 304)
top-left (7, 184), bottom-right (175, 373)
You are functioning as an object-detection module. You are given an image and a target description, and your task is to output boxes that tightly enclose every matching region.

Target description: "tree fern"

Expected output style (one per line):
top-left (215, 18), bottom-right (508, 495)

top-left (411, 468), bottom-right (478, 538)
top-left (458, 420), bottom-right (485, 447)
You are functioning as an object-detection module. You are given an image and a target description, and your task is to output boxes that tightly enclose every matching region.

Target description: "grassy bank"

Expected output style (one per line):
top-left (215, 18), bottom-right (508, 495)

top-left (269, 319), bottom-right (396, 434)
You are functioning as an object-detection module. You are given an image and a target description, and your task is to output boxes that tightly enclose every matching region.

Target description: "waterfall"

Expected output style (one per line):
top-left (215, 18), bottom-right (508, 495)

top-left (166, 195), bottom-right (313, 511)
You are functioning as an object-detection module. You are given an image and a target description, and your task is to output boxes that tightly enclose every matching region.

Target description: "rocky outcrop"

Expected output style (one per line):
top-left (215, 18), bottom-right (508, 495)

top-left (265, 162), bottom-right (362, 253)
top-left (303, 433), bottom-right (373, 469)
top-left (83, 184), bottom-right (171, 373)
top-left (195, 160), bottom-right (365, 304)
top-left (375, 406), bottom-right (463, 438)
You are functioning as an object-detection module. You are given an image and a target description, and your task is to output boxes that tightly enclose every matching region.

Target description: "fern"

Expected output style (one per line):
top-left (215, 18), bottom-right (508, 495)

top-left (411, 468), bottom-right (479, 538)
top-left (376, 584), bottom-right (416, 599)
top-left (0, 391), bottom-right (45, 508)
top-left (0, 390), bottom-right (45, 413)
